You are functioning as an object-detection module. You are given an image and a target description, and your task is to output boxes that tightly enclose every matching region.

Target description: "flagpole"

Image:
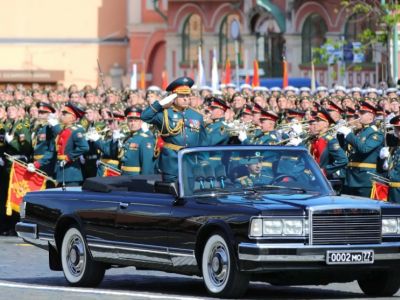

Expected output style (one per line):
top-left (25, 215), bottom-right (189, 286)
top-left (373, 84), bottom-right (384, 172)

top-left (4, 153), bottom-right (57, 184)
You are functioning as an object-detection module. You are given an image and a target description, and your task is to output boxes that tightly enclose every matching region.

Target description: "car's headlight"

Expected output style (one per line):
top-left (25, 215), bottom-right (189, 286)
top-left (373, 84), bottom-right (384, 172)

top-left (382, 218), bottom-right (400, 235)
top-left (250, 218), bottom-right (305, 237)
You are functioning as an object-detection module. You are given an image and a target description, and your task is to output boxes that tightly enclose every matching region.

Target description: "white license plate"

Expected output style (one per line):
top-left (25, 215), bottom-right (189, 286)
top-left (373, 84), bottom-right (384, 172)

top-left (326, 250), bottom-right (374, 265)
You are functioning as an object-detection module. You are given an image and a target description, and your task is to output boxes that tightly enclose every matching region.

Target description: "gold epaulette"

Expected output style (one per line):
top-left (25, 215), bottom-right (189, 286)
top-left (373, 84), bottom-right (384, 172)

top-left (371, 125), bottom-right (378, 131)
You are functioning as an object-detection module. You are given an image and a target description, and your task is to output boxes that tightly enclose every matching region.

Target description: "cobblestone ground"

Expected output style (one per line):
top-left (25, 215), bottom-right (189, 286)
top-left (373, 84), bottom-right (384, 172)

top-left (0, 236), bottom-right (399, 300)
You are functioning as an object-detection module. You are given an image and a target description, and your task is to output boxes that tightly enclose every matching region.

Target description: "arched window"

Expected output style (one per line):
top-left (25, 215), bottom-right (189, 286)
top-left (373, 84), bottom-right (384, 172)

top-left (302, 14), bottom-right (327, 63)
top-left (182, 14), bottom-right (203, 64)
top-left (219, 15), bottom-right (240, 64)
top-left (345, 14), bottom-right (374, 63)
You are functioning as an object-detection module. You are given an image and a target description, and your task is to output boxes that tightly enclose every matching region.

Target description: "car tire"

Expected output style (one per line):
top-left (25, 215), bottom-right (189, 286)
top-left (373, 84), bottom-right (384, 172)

top-left (358, 271), bottom-right (400, 297)
top-left (61, 226), bottom-right (105, 287)
top-left (201, 232), bottom-right (249, 298)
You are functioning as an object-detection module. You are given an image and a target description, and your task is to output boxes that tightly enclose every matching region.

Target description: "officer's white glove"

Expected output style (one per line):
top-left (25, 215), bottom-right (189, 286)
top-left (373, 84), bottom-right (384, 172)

top-left (5, 133), bottom-right (14, 143)
top-left (86, 130), bottom-right (100, 142)
top-left (59, 160), bottom-right (66, 168)
top-left (379, 147), bottom-right (390, 159)
top-left (159, 93), bottom-right (177, 107)
top-left (112, 129), bottom-right (125, 141)
top-left (0, 157), bottom-right (5, 167)
top-left (290, 123), bottom-right (303, 136)
top-left (238, 130), bottom-right (247, 142)
top-left (47, 113), bottom-right (59, 126)
top-left (79, 155), bottom-right (86, 164)
top-left (141, 122), bottom-right (149, 133)
top-left (286, 137), bottom-right (302, 146)
top-left (27, 163), bottom-right (35, 173)
top-left (383, 159), bottom-right (389, 171)
top-left (336, 126), bottom-right (351, 137)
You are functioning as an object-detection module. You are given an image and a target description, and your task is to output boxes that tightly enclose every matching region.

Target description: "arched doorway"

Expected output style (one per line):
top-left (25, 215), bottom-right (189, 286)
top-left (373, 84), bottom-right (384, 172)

top-left (147, 41), bottom-right (166, 87)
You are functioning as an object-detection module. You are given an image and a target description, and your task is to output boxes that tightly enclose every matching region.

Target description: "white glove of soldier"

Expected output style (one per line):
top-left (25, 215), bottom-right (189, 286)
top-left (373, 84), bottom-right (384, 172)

top-left (0, 157), bottom-right (5, 167)
top-left (290, 123), bottom-right (303, 136)
top-left (112, 129), bottom-right (125, 141)
top-left (5, 133), bottom-right (14, 143)
top-left (286, 137), bottom-right (302, 146)
top-left (47, 113), bottom-right (59, 126)
top-left (159, 93), bottom-right (177, 107)
top-left (79, 155), bottom-right (86, 165)
top-left (379, 147), bottom-right (390, 159)
top-left (141, 122), bottom-right (149, 133)
top-left (59, 160), bottom-right (66, 168)
top-left (27, 163), bottom-right (35, 173)
top-left (383, 159), bottom-right (389, 171)
top-left (86, 130), bottom-right (100, 142)
top-left (238, 130), bottom-right (247, 142)
top-left (336, 126), bottom-right (351, 137)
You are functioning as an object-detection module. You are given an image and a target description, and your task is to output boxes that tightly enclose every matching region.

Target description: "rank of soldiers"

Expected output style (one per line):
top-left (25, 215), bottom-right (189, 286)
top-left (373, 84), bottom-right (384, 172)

top-left (0, 80), bottom-right (400, 236)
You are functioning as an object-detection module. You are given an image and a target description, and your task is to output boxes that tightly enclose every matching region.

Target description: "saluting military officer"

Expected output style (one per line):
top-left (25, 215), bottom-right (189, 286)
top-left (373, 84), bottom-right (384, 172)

top-left (141, 77), bottom-right (206, 182)
top-left (26, 102), bottom-right (57, 177)
top-left (337, 101), bottom-right (384, 197)
top-left (54, 103), bottom-right (89, 186)
top-left (119, 107), bottom-right (155, 175)
top-left (308, 109), bottom-right (348, 179)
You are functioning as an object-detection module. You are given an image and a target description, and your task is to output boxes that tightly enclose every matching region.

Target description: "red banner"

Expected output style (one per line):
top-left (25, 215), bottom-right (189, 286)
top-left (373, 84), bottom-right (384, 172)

top-left (6, 162), bottom-right (47, 215)
top-left (223, 59), bottom-right (231, 84)
top-left (370, 181), bottom-right (389, 201)
top-left (103, 165), bottom-right (121, 177)
top-left (252, 60), bottom-right (260, 87)
top-left (282, 59), bottom-right (289, 88)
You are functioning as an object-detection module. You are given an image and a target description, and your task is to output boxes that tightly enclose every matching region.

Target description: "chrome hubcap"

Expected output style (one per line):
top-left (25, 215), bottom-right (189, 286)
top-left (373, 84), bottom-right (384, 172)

top-left (66, 234), bottom-right (85, 277)
top-left (208, 242), bottom-right (229, 287)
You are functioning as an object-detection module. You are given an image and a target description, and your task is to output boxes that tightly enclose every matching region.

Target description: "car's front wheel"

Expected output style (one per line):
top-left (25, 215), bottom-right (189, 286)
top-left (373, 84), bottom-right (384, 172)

top-left (201, 232), bottom-right (249, 298)
top-left (61, 226), bottom-right (105, 287)
top-left (358, 270), bottom-right (400, 297)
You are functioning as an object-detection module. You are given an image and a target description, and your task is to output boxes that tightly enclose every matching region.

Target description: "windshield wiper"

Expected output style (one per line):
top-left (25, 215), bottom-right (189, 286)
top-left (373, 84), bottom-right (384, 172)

top-left (252, 185), bottom-right (308, 194)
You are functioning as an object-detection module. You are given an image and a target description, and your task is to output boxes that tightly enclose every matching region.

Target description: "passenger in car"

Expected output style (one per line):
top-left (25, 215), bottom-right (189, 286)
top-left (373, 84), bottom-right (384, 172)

top-left (235, 154), bottom-right (272, 187)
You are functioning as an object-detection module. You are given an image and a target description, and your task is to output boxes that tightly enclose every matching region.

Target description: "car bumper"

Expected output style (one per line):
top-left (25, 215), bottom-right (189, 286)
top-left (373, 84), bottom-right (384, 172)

top-left (15, 222), bottom-right (54, 249)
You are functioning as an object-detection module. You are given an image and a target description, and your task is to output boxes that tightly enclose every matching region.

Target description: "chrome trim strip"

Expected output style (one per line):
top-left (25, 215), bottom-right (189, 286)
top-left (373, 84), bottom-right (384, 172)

top-left (16, 222), bottom-right (37, 240)
top-left (239, 241), bottom-right (400, 249)
top-left (88, 243), bottom-right (169, 256)
top-left (238, 253), bottom-right (400, 262)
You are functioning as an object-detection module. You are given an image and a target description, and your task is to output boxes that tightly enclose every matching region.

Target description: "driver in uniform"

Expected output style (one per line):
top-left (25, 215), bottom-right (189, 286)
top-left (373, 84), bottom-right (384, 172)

top-left (235, 153), bottom-right (272, 187)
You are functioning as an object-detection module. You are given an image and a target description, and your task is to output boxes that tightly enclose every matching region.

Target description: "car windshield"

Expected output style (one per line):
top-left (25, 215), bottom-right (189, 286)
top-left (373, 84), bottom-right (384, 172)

top-left (178, 146), bottom-right (332, 197)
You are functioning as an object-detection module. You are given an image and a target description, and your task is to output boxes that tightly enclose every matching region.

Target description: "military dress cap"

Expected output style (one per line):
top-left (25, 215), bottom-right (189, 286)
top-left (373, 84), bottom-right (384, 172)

top-left (226, 83), bottom-right (236, 89)
top-left (344, 107), bottom-right (357, 118)
top-left (390, 115), bottom-right (400, 126)
top-left (335, 85), bottom-right (347, 93)
top-left (240, 83), bottom-right (252, 91)
top-left (36, 101), bottom-right (55, 113)
top-left (270, 86), bottom-right (281, 93)
top-left (259, 110), bottom-right (279, 122)
top-left (299, 87), bottom-right (311, 93)
top-left (242, 105), bottom-right (253, 116)
top-left (313, 108), bottom-right (335, 124)
top-left (327, 100), bottom-right (344, 113)
top-left (219, 83), bottom-right (226, 89)
top-left (283, 86), bottom-right (296, 93)
top-left (125, 106), bottom-right (142, 119)
top-left (252, 103), bottom-right (263, 114)
top-left (287, 109), bottom-right (305, 119)
top-left (328, 88), bottom-right (336, 95)
top-left (240, 152), bottom-right (263, 165)
top-left (166, 77), bottom-right (194, 94)
top-left (200, 85), bottom-right (212, 92)
top-left (386, 88), bottom-right (398, 95)
top-left (358, 101), bottom-right (378, 114)
top-left (62, 102), bottom-right (85, 119)
top-left (209, 96), bottom-right (229, 111)
top-left (351, 87), bottom-right (362, 93)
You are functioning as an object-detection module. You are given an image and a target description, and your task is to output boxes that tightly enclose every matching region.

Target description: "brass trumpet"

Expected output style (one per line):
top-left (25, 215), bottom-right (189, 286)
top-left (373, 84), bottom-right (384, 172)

top-left (223, 120), bottom-right (257, 137)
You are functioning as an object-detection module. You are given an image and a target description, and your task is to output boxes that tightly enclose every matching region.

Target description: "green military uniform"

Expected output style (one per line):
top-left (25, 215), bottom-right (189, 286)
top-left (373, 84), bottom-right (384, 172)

top-left (343, 124), bottom-right (383, 197)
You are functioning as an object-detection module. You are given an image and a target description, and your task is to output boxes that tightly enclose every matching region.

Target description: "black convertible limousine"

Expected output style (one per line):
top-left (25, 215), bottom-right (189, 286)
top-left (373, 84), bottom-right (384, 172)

top-left (16, 146), bottom-right (400, 298)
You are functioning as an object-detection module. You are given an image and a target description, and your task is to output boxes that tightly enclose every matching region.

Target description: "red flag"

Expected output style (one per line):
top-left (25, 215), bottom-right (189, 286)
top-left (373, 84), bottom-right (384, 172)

top-left (245, 74), bottom-right (250, 84)
top-left (224, 59), bottom-right (231, 84)
top-left (370, 181), bottom-right (389, 201)
top-left (6, 162), bottom-right (47, 215)
top-left (252, 59), bottom-right (260, 87)
top-left (103, 166), bottom-right (121, 177)
top-left (161, 70), bottom-right (168, 90)
top-left (282, 59), bottom-right (289, 88)
top-left (140, 64), bottom-right (146, 90)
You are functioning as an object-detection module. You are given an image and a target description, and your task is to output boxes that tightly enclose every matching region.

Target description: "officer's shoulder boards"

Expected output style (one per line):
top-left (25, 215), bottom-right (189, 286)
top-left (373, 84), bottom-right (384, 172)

top-left (16, 124), bottom-right (22, 130)
top-left (0, 124), bottom-right (4, 129)
top-left (371, 125), bottom-right (378, 131)
top-left (24, 122), bottom-right (30, 128)
top-left (140, 133), bottom-right (149, 138)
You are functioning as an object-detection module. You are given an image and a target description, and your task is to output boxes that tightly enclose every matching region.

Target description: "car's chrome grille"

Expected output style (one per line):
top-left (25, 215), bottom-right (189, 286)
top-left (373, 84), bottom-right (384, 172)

top-left (311, 208), bottom-right (382, 245)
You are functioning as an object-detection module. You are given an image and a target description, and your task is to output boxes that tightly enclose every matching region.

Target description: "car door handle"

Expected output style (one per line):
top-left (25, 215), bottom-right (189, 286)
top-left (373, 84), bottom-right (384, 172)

top-left (119, 202), bottom-right (129, 209)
